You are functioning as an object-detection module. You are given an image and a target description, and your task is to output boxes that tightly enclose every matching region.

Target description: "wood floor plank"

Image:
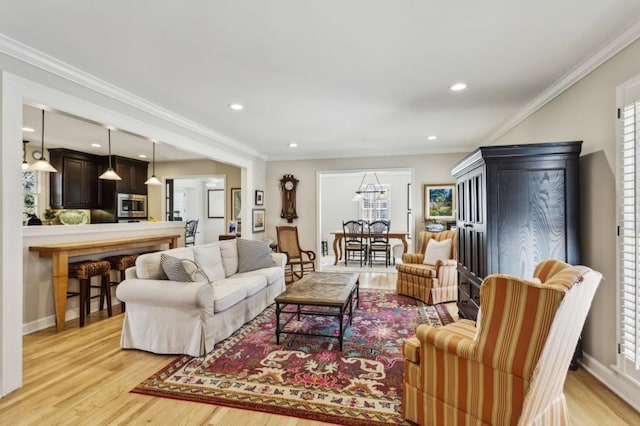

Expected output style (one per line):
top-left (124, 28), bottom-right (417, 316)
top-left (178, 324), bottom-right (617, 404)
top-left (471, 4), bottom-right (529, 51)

top-left (1, 272), bottom-right (638, 425)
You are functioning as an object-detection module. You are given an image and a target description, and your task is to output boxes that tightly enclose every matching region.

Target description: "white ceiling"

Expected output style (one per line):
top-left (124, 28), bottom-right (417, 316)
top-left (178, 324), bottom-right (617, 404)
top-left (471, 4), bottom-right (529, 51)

top-left (4, 1), bottom-right (640, 161)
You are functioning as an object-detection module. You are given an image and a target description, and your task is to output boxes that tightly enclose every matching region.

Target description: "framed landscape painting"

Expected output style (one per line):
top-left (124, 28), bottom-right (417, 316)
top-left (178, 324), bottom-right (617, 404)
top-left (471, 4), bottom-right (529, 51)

top-left (424, 183), bottom-right (456, 221)
top-left (252, 208), bottom-right (265, 233)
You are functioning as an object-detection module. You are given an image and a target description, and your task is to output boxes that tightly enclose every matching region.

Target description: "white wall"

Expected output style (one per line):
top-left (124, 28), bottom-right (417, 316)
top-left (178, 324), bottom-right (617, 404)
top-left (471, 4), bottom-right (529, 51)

top-left (266, 153), bottom-right (464, 256)
top-left (489, 38), bottom-right (640, 408)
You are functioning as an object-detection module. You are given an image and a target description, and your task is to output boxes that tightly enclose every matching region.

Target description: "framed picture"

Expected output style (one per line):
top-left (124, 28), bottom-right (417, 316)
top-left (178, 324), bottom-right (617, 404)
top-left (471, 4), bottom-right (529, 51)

top-left (231, 188), bottom-right (242, 221)
top-left (255, 190), bottom-right (264, 206)
top-left (207, 189), bottom-right (224, 218)
top-left (424, 183), bottom-right (456, 221)
top-left (252, 208), bottom-right (265, 233)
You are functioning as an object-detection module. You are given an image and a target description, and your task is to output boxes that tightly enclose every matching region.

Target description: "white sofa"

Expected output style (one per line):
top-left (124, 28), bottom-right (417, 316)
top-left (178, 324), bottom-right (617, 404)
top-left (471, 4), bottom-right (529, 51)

top-left (116, 238), bottom-right (286, 357)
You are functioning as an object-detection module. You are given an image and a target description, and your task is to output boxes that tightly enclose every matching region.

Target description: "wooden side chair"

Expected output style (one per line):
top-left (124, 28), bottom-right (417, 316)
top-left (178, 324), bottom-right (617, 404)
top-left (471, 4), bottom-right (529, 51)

top-left (185, 219), bottom-right (199, 246)
top-left (342, 220), bottom-right (368, 267)
top-left (368, 220), bottom-right (391, 266)
top-left (276, 225), bottom-right (316, 283)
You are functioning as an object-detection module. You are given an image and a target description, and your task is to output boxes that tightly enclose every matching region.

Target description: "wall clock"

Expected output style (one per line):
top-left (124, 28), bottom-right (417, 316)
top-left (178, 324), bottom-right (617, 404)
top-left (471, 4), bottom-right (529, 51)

top-left (32, 150), bottom-right (43, 160)
top-left (280, 174), bottom-right (299, 223)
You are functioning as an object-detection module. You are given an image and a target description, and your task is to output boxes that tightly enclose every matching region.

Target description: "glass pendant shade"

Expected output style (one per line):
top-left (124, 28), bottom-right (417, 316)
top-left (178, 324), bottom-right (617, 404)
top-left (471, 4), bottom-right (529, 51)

top-left (22, 161), bottom-right (30, 171)
top-left (99, 129), bottom-right (122, 180)
top-left (29, 110), bottom-right (58, 173)
top-left (145, 175), bottom-right (162, 185)
top-left (145, 141), bottom-right (162, 185)
top-left (353, 172), bottom-right (386, 201)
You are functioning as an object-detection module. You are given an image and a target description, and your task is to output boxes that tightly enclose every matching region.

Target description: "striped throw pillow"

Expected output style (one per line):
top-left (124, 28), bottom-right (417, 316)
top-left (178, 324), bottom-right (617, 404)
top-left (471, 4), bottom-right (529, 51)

top-left (237, 239), bottom-right (275, 273)
top-left (160, 253), bottom-right (209, 282)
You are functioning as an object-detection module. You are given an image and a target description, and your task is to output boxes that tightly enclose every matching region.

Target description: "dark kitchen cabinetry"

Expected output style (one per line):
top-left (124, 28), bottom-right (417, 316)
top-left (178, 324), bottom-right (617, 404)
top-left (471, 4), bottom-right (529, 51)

top-left (106, 156), bottom-right (148, 195)
top-left (49, 149), bottom-right (101, 209)
top-left (452, 141), bottom-right (582, 321)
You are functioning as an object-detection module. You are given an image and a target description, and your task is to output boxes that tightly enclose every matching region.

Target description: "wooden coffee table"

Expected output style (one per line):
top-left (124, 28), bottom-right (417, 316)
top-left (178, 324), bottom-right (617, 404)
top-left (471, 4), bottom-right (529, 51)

top-left (274, 272), bottom-right (359, 350)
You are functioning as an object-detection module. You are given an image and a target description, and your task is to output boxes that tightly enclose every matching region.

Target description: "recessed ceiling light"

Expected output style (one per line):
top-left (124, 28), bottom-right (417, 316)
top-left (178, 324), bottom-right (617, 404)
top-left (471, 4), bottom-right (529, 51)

top-left (228, 103), bottom-right (244, 111)
top-left (91, 143), bottom-right (101, 148)
top-left (427, 135), bottom-right (438, 140)
top-left (138, 154), bottom-right (148, 158)
top-left (22, 127), bottom-right (35, 132)
top-left (450, 83), bottom-right (467, 92)
top-left (288, 142), bottom-right (298, 148)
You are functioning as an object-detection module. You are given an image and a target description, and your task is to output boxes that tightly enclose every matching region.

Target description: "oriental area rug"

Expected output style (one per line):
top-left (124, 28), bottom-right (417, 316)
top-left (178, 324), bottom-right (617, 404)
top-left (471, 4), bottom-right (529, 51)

top-left (132, 289), bottom-right (454, 425)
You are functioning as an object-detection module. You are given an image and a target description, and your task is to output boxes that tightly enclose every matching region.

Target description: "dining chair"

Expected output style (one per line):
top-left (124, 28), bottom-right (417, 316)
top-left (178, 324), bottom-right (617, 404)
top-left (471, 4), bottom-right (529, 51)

top-left (184, 219), bottom-right (199, 246)
top-left (368, 220), bottom-right (391, 266)
top-left (342, 220), bottom-right (367, 266)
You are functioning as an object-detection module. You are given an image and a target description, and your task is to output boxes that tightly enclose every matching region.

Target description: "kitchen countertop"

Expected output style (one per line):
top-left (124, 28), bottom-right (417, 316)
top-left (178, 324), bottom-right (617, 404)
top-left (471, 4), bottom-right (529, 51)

top-left (23, 221), bottom-right (186, 237)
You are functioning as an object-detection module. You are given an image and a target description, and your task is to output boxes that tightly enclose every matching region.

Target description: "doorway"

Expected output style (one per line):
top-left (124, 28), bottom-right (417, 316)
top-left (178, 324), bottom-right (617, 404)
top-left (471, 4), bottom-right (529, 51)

top-left (165, 176), bottom-right (226, 245)
top-left (317, 168), bottom-right (413, 272)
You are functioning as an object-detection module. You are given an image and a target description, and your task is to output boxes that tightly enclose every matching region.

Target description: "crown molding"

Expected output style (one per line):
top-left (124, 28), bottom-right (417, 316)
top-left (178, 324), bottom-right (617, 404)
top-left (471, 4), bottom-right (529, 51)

top-left (0, 33), bottom-right (266, 160)
top-left (484, 18), bottom-right (640, 146)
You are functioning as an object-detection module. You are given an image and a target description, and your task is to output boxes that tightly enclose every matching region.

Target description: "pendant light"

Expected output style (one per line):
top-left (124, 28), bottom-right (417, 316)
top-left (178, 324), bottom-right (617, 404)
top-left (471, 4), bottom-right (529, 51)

top-left (352, 172), bottom-right (387, 201)
top-left (29, 110), bottom-right (58, 172)
top-left (99, 129), bottom-right (122, 180)
top-left (21, 140), bottom-right (30, 170)
top-left (144, 141), bottom-right (162, 185)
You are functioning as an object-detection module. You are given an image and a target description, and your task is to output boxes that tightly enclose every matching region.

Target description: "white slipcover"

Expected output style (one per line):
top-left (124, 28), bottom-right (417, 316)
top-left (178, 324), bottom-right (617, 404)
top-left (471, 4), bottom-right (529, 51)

top-left (117, 242), bottom-right (286, 357)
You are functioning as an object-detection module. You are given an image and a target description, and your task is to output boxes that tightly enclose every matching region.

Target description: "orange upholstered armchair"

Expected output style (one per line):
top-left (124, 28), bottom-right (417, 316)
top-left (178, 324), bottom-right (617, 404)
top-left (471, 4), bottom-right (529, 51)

top-left (401, 260), bottom-right (602, 425)
top-left (396, 230), bottom-right (457, 304)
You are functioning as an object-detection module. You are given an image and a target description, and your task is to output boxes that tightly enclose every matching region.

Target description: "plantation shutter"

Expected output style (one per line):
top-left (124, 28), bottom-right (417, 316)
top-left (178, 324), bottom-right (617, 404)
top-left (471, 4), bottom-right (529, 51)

top-left (620, 101), bottom-right (640, 370)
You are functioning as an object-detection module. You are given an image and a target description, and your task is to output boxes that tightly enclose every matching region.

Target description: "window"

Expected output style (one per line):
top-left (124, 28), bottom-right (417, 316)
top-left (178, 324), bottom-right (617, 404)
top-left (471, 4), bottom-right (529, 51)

top-left (22, 169), bottom-right (38, 215)
top-left (618, 75), bottom-right (640, 382)
top-left (360, 185), bottom-right (390, 222)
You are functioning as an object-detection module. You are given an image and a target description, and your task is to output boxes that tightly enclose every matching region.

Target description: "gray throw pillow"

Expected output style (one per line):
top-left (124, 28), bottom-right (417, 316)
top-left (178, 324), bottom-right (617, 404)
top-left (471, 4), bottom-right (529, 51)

top-left (237, 238), bottom-right (275, 273)
top-left (161, 253), bottom-right (209, 282)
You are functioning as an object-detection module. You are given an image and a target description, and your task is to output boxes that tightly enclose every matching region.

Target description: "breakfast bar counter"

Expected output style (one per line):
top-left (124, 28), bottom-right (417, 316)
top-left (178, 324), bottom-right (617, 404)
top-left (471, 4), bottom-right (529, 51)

top-left (23, 222), bottom-right (186, 333)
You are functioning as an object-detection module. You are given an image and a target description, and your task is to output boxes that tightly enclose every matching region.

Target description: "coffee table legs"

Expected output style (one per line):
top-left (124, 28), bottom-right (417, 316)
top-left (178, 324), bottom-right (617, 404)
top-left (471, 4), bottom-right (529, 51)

top-left (275, 282), bottom-right (359, 351)
top-left (275, 302), bottom-right (281, 344)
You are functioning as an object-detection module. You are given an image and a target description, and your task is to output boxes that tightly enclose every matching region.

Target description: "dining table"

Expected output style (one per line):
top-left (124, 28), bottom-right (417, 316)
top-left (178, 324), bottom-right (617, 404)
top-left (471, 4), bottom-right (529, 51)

top-left (330, 231), bottom-right (410, 265)
top-left (29, 233), bottom-right (180, 331)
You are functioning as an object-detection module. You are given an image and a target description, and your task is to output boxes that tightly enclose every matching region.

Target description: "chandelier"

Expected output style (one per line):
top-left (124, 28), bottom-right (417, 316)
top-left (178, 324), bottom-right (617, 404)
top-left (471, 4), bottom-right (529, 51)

top-left (352, 173), bottom-right (387, 201)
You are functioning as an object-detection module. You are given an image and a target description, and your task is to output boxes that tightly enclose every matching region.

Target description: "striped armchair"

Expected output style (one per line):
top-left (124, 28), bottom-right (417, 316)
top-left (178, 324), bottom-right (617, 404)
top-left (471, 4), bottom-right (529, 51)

top-left (402, 259), bottom-right (602, 425)
top-left (396, 230), bottom-right (457, 304)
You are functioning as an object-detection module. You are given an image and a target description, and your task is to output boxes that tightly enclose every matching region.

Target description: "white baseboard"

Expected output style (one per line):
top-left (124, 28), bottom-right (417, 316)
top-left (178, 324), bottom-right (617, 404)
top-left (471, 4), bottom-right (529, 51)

top-left (580, 353), bottom-right (640, 412)
top-left (22, 296), bottom-right (121, 335)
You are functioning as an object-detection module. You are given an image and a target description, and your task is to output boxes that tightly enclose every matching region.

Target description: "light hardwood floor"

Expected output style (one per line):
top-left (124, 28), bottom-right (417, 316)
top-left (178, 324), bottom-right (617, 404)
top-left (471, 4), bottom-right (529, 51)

top-left (1, 273), bottom-right (638, 425)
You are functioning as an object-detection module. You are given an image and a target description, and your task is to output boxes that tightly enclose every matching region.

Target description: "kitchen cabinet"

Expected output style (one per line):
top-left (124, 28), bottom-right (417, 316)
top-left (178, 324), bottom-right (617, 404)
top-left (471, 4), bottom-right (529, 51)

top-left (49, 149), bottom-right (101, 209)
top-left (110, 156), bottom-right (148, 195)
top-left (452, 141), bottom-right (582, 321)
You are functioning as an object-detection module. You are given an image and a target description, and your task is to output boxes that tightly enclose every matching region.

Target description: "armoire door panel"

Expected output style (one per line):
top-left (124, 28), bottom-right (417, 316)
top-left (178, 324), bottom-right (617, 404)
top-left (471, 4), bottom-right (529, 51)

top-left (496, 169), bottom-right (567, 278)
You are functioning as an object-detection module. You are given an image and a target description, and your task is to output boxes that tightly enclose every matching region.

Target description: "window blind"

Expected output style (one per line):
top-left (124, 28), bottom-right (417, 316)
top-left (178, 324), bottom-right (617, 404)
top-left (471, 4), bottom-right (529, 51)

top-left (620, 101), bottom-right (640, 370)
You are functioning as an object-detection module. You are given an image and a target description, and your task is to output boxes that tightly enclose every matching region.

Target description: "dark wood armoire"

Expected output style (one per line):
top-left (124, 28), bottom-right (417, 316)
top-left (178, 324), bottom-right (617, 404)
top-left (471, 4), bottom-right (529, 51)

top-left (452, 141), bottom-right (582, 321)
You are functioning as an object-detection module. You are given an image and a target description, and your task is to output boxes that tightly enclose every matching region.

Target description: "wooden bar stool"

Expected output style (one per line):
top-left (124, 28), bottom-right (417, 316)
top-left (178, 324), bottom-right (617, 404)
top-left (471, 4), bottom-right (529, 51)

top-left (68, 259), bottom-right (112, 327)
top-left (104, 254), bottom-right (140, 312)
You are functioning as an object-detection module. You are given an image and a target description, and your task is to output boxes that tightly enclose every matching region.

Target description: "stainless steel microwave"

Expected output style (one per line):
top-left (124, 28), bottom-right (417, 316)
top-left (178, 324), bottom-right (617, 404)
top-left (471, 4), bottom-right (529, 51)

top-left (117, 193), bottom-right (147, 218)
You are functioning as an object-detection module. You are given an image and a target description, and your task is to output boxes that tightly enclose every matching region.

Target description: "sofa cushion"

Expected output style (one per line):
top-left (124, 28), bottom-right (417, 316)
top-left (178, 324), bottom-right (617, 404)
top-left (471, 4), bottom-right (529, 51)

top-left (136, 247), bottom-right (195, 279)
top-left (219, 239), bottom-right (239, 277)
top-left (160, 254), bottom-right (206, 282)
top-left (214, 275), bottom-right (267, 297)
top-left (234, 266), bottom-right (283, 286)
top-left (194, 245), bottom-right (226, 282)
top-left (237, 238), bottom-right (276, 273)
top-left (423, 238), bottom-right (452, 266)
top-left (212, 285), bottom-right (247, 313)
